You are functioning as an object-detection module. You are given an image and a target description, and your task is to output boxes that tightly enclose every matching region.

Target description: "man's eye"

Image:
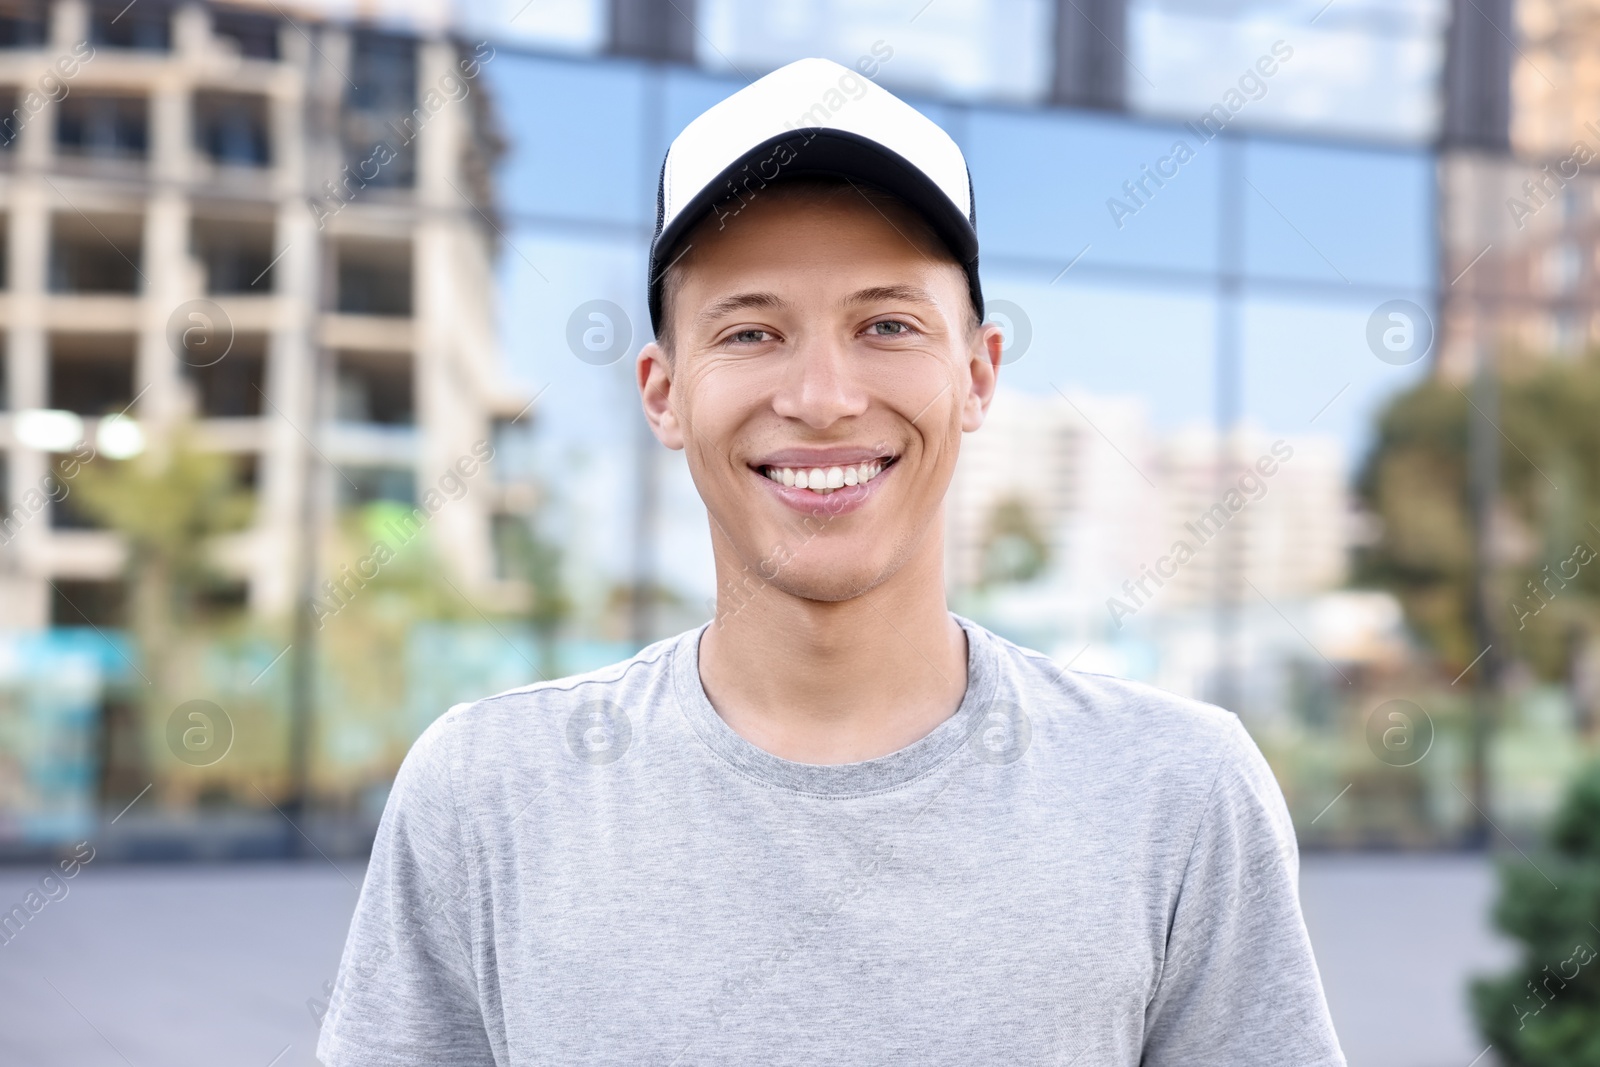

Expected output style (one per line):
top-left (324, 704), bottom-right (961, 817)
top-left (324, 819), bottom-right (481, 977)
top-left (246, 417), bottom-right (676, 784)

top-left (730, 329), bottom-right (770, 344)
top-left (870, 320), bottom-right (912, 337)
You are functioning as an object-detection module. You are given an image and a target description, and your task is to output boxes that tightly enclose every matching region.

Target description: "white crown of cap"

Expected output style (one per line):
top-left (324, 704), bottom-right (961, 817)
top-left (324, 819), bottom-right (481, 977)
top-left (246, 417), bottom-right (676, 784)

top-left (660, 57), bottom-right (972, 233)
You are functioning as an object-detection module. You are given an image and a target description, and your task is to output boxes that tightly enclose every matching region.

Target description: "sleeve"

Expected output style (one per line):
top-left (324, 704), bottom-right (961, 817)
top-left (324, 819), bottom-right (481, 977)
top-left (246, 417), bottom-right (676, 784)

top-left (1140, 716), bottom-right (1346, 1067)
top-left (317, 711), bottom-right (498, 1067)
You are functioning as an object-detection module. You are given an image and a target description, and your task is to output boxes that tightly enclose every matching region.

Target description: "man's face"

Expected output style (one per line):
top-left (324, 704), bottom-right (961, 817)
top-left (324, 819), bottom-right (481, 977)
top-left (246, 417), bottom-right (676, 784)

top-left (638, 188), bottom-right (1003, 604)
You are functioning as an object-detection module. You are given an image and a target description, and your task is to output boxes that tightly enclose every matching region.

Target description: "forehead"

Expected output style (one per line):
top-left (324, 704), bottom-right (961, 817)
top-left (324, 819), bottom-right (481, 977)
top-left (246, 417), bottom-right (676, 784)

top-left (667, 187), bottom-right (964, 322)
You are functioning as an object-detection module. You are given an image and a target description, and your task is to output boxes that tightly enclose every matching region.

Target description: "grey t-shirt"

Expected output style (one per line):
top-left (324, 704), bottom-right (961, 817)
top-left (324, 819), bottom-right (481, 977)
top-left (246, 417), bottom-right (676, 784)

top-left (318, 617), bottom-right (1345, 1066)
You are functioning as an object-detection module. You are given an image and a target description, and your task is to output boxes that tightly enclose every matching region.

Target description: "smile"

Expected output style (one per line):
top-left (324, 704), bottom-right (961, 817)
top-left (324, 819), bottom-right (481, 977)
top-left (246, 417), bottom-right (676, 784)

top-left (759, 459), bottom-right (892, 495)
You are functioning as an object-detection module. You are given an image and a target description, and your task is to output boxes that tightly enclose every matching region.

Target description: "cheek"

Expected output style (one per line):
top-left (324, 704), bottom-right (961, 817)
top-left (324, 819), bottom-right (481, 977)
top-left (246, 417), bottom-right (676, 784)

top-left (676, 379), bottom-right (759, 482)
top-left (887, 364), bottom-right (963, 446)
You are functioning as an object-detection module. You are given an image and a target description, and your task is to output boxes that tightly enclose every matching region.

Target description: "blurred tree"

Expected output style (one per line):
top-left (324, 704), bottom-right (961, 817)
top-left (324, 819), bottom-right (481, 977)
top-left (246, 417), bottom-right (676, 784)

top-left (981, 496), bottom-right (1050, 586)
top-left (72, 429), bottom-right (255, 648)
top-left (602, 579), bottom-right (682, 644)
top-left (490, 509), bottom-right (572, 676)
top-left (1471, 760), bottom-right (1600, 1065)
top-left (71, 427), bottom-right (255, 793)
top-left (1356, 356), bottom-right (1600, 700)
top-left (309, 502), bottom-right (473, 798)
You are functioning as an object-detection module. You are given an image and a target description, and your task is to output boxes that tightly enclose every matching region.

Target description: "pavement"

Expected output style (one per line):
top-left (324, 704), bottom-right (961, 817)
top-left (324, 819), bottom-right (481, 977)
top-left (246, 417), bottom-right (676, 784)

top-left (1300, 853), bottom-right (1514, 1067)
top-left (0, 852), bottom-right (1515, 1066)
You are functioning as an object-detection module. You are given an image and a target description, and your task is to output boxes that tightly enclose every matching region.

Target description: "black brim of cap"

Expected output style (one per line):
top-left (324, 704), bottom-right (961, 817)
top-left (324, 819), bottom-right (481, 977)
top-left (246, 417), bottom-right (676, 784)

top-left (648, 128), bottom-right (983, 336)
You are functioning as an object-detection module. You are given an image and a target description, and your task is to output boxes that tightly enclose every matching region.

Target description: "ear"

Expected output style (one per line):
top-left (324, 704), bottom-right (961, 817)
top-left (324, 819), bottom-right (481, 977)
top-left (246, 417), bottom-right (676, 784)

top-left (961, 322), bottom-right (1004, 432)
top-left (637, 341), bottom-right (685, 450)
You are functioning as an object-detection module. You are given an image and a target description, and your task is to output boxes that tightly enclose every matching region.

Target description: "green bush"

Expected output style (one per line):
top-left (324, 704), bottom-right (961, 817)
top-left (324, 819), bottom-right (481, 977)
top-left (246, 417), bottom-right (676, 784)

top-left (1472, 761), bottom-right (1600, 1065)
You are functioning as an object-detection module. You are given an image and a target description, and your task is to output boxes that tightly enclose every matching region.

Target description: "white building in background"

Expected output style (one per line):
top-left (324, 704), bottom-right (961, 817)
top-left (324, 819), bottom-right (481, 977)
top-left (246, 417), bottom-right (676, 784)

top-left (0, 0), bottom-right (528, 630)
top-left (946, 385), bottom-right (1165, 619)
top-left (1150, 425), bottom-right (1348, 613)
top-left (948, 385), bottom-right (1351, 642)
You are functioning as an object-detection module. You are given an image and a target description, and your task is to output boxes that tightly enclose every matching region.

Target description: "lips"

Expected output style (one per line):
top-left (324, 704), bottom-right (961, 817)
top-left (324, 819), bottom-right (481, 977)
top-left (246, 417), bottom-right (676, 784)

top-left (748, 450), bottom-right (898, 514)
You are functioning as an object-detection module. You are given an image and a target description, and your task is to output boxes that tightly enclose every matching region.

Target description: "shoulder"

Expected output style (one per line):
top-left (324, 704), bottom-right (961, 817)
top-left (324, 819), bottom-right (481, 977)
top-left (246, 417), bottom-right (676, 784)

top-left (980, 626), bottom-right (1291, 854)
top-left (971, 622), bottom-right (1266, 805)
top-left (401, 628), bottom-right (694, 785)
top-left (953, 620), bottom-right (1280, 844)
top-left (968, 622), bottom-right (1298, 897)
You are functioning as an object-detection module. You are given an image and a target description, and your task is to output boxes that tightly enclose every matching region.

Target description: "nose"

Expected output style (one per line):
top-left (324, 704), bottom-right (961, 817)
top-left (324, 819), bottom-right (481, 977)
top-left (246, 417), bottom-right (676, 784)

top-left (770, 332), bottom-right (869, 429)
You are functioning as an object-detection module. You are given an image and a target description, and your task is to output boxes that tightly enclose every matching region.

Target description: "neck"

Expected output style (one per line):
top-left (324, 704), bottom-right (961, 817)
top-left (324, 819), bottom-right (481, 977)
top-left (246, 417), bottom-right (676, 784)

top-left (697, 529), bottom-right (968, 765)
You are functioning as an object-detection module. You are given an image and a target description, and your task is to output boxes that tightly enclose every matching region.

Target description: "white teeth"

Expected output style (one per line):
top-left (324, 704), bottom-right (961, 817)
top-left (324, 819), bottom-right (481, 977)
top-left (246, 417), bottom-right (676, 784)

top-left (761, 460), bottom-right (892, 494)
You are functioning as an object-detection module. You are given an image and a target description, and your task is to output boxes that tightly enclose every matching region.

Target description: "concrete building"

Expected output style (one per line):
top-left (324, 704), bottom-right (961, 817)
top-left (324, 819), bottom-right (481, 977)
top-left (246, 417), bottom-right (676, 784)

top-left (947, 386), bottom-right (1347, 630)
top-left (945, 385), bottom-right (1163, 604)
top-left (0, 0), bottom-right (527, 630)
top-left (1150, 425), bottom-right (1348, 614)
top-left (1437, 0), bottom-right (1600, 377)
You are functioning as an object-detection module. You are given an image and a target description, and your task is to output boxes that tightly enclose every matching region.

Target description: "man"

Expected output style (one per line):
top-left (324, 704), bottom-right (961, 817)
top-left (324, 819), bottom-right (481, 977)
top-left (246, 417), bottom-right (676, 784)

top-left (319, 58), bottom-right (1345, 1066)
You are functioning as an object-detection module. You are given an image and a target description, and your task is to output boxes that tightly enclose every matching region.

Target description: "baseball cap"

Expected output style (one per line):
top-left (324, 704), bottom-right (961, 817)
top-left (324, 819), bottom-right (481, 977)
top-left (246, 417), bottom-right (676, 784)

top-left (647, 57), bottom-right (983, 335)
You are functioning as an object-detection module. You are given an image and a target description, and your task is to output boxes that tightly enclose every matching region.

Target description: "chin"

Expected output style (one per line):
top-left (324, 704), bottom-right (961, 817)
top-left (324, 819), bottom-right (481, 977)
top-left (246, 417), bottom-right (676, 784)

top-left (763, 549), bottom-right (901, 604)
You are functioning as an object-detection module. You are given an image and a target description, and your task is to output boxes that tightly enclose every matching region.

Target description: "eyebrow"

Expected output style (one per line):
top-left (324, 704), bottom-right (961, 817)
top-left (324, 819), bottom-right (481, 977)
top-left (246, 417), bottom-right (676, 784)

top-left (694, 291), bottom-right (784, 325)
top-left (844, 285), bottom-right (941, 308)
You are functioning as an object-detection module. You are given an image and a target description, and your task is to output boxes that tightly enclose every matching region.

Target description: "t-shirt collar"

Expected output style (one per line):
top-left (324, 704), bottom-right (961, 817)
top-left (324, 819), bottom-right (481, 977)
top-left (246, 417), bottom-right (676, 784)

top-left (671, 614), bottom-right (999, 797)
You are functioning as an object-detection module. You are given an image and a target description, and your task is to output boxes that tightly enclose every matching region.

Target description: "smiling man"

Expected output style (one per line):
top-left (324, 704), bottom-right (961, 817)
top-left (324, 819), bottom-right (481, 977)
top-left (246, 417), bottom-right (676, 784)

top-left (319, 59), bottom-right (1346, 1066)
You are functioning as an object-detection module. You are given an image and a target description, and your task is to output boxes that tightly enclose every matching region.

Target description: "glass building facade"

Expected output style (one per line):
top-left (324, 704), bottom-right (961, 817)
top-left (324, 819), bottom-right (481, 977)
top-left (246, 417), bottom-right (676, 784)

top-left (484, 47), bottom-right (1437, 613)
top-left (17, 0), bottom-right (1572, 855)
top-left (473, 7), bottom-right (1482, 847)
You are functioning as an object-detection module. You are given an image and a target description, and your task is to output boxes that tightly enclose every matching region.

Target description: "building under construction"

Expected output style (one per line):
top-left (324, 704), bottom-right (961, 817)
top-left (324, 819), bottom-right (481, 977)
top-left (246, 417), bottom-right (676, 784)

top-left (0, 0), bottom-right (528, 630)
